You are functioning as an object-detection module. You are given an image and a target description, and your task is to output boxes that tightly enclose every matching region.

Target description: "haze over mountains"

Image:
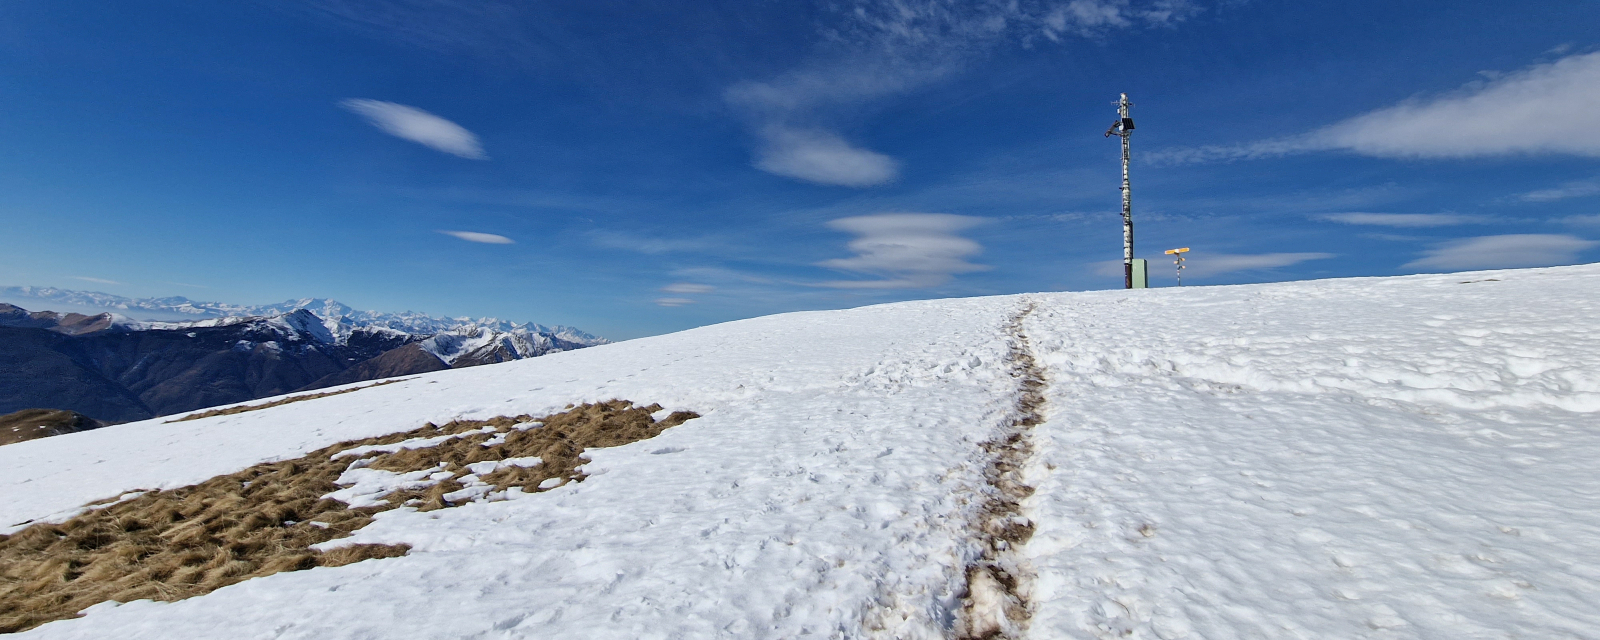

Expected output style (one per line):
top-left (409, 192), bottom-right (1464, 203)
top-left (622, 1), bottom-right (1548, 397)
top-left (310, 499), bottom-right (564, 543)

top-left (0, 288), bottom-right (607, 426)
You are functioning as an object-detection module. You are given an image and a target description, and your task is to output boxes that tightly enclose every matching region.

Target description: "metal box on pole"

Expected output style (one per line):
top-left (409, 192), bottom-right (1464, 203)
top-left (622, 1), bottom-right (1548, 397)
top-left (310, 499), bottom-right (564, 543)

top-left (1131, 259), bottom-right (1149, 289)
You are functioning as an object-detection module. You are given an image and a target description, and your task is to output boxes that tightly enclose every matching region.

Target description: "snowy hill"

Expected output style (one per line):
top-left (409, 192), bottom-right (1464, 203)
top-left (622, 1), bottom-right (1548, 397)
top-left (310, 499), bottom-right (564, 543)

top-left (2, 265), bottom-right (1598, 638)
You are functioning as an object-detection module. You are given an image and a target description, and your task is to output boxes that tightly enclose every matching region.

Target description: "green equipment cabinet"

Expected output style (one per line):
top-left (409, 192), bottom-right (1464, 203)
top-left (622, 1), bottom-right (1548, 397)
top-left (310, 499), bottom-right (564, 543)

top-left (1131, 258), bottom-right (1150, 289)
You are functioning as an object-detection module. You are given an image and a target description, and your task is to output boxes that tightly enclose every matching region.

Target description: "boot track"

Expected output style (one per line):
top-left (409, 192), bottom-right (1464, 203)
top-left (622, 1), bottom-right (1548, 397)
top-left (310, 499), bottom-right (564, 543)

top-left (956, 301), bottom-right (1046, 640)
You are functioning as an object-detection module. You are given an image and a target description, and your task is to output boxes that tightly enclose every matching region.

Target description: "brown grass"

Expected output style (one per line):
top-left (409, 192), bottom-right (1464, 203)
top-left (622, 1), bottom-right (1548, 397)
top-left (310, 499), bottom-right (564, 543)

top-left (0, 410), bottom-right (103, 447)
top-left (0, 400), bottom-right (698, 633)
top-left (165, 378), bottom-right (413, 423)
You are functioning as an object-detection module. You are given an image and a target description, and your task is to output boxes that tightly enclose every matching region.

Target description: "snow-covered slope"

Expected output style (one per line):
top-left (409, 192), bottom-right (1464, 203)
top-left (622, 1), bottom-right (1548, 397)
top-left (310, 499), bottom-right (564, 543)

top-left (3, 265), bottom-right (1598, 639)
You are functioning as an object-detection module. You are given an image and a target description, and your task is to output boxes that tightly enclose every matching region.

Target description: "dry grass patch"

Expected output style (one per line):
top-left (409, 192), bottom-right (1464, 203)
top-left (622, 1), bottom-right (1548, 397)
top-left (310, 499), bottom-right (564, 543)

top-left (0, 410), bottom-right (103, 447)
top-left (166, 378), bottom-right (412, 423)
top-left (0, 400), bottom-right (698, 633)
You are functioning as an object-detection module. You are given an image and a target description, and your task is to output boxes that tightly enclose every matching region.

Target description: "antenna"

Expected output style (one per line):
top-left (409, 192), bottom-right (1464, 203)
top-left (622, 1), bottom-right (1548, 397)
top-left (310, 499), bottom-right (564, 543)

top-left (1165, 247), bottom-right (1189, 286)
top-left (1105, 93), bottom-right (1137, 289)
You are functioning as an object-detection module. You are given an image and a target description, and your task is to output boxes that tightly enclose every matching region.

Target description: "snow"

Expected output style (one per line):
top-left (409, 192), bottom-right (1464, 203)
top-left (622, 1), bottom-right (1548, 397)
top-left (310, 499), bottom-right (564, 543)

top-left (3, 264), bottom-right (1598, 639)
top-left (417, 329), bottom-right (555, 364)
top-left (329, 426), bottom-right (497, 459)
top-left (1017, 268), bottom-right (1600, 638)
top-left (322, 463), bottom-right (455, 509)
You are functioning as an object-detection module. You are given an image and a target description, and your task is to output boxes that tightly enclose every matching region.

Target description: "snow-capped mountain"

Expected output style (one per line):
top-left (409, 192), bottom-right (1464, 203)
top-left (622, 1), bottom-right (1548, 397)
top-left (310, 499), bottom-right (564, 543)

top-left (0, 287), bottom-right (607, 347)
top-left (0, 302), bottom-right (605, 423)
top-left (3, 264), bottom-right (1598, 639)
top-left (125, 309), bottom-right (588, 360)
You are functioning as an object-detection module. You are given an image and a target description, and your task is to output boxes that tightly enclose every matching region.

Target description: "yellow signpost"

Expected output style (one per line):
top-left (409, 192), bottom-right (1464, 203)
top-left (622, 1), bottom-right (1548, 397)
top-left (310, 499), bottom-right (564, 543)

top-left (1165, 247), bottom-right (1190, 286)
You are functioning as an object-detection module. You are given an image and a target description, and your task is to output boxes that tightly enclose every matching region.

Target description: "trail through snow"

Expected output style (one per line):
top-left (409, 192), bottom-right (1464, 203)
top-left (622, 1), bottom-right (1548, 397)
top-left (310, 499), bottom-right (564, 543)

top-left (956, 301), bottom-right (1046, 639)
top-left (2, 265), bottom-right (1598, 639)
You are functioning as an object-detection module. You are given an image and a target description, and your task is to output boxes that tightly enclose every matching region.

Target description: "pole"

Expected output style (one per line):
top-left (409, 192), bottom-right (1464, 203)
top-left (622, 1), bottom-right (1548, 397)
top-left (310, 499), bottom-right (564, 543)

top-left (1166, 247), bottom-right (1188, 287)
top-left (1106, 93), bottom-right (1135, 289)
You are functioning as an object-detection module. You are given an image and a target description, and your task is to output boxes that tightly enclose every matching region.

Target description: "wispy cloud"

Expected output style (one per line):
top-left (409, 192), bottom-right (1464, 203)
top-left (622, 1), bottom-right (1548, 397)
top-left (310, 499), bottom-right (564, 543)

top-left (1557, 214), bottom-right (1600, 226)
top-left (1519, 178), bottom-right (1600, 202)
top-left (654, 297), bottom-right (696, 307)
top-left (71, 276), bottom-right (123, 285)
top-left (1317, 212), bottom-right (1494, 228)
top-left (816, 213), bottom-right (989, 288)
top-left (590, 231), bottom-right (713, 255)
top-left (438, 230), bottom-right (514, 244)
top-left (669, 266), bottom-right (774, 285)
top-left (1098, 251), bottom-right (1334, 280)
top-left (1188, 252), bottom-right (1335, 276)
top-left (752, 127), bottom-right (900, 187)
top-left (1404, 234), bottom-right (1598, 271)
top-left (729, 0), bottom-right (1201, 186)
top-left (340, 99), bottom-right (488, 159)
top-left (661, 283), bottom-right (715, 294)
top-left (1152, 51), bottom-right (1600, 164)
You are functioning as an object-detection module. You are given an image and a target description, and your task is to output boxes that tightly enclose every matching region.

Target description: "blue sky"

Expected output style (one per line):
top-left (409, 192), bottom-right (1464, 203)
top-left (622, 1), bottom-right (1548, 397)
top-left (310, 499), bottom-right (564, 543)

top-left (1, 0), bottom-right (1597, 339)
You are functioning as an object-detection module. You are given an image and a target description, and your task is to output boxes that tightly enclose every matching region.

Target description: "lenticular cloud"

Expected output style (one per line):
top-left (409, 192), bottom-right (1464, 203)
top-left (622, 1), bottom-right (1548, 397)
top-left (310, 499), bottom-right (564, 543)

top-left (439, 230), bottom-right (513, 244)
top-left (341, 99), bottom-right (488, 160)
top-left (817, 213), bottom-right (989, 288)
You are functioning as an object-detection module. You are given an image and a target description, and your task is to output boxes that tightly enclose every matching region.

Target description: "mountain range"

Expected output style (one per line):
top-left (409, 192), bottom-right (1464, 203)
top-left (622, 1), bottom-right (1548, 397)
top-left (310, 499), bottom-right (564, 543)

top-left (0, 292), bottom-right (607, 425)
top-left (0, 286), bottom-right (604, 346)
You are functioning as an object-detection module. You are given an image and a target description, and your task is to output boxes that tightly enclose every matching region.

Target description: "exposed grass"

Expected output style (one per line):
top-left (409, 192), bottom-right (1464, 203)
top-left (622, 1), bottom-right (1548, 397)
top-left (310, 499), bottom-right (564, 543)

top-left (0, 400), bottom-right (698, 633)
top-left (165, 378), bottom-right (412, 423)
top-left (0, 410), bottom-right (103, 447)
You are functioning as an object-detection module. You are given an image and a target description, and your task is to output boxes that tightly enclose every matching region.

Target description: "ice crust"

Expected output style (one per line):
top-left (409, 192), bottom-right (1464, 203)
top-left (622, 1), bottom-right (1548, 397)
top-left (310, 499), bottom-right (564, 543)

top-left (2, 264), bottom-right (1598, 638)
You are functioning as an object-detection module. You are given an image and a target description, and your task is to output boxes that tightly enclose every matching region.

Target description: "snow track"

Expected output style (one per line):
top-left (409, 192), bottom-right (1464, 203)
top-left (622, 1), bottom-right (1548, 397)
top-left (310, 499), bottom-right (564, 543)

top-left (957, 301), bottom-right (1046, 640)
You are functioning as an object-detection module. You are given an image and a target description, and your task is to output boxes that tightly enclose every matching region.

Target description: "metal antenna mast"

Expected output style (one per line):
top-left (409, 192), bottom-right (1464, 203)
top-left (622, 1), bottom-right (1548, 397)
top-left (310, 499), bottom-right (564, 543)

top-left (1105, 93), bottom-right (1136, 289)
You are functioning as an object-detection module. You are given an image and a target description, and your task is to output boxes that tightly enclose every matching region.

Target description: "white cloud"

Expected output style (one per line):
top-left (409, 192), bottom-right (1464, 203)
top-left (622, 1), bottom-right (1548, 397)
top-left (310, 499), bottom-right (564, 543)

top-left (439, 230), bottom-right (514, 244)
top-left (72, 276), bottom-right (122, 285)
top-left (1404, 234), bottom-right (1598, 271)
top-left (654, 297), bottom-right (696, 307)
top-left (1154, 51), bottom-right (1600, 163)
top-left (754, 127), bottom-right (900, 187)
top-left (340, 99), bottom-right (488, 159)
top-left (1557, 214), bottom-right (1600, 226)
top-left (729, 0), bottom-right (1200, 186)
top-left (1318, 213), bottom-right (1494, 228)
top-left (661, 283), bottom-right (714, 294)
top-left (816, 213), bottom-right (989, 288)
top-left (1519, 178), bottom-right (1600, 202)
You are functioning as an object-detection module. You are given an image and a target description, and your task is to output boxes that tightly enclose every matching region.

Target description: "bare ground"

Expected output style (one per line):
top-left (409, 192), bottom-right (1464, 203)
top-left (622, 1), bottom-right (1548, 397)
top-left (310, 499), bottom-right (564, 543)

top-left (0, 400), bottom-right (697, 633)
top-left (955, 302), bottom-right (1045, 640)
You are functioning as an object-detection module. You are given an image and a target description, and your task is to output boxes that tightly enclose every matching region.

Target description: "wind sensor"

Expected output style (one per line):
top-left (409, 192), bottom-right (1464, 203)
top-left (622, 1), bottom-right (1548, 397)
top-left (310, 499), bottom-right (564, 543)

top-left (1105, 93), bottom-right (1143, 289)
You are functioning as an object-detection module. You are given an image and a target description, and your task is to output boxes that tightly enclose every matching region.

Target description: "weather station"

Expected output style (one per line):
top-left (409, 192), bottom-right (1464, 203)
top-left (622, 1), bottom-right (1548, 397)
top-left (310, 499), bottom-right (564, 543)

top-left (1105, 93), bottom-right (1147, 289)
